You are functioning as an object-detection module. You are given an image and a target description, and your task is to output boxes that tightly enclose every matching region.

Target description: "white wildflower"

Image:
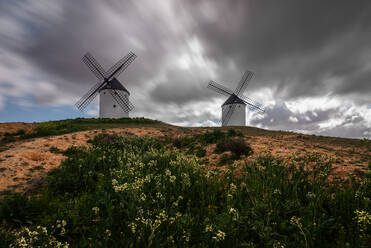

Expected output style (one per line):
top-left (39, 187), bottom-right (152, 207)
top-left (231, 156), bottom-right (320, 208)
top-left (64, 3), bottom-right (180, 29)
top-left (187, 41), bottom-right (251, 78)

top-left (212, 230), bottom-right (226, 242)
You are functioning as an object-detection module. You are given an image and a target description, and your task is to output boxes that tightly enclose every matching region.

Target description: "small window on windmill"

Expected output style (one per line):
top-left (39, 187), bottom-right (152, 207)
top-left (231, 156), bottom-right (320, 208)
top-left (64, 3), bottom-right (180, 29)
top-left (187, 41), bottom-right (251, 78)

top-left (113, 104), bottom-right (116, 108)
top-left (103, 92), bottom-right (106, 94)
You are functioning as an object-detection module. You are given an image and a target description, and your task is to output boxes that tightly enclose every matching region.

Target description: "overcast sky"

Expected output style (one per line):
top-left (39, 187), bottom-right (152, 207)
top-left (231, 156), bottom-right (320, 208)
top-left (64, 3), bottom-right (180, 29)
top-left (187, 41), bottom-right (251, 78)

top-left (0, 0), bottom-right (370, 138)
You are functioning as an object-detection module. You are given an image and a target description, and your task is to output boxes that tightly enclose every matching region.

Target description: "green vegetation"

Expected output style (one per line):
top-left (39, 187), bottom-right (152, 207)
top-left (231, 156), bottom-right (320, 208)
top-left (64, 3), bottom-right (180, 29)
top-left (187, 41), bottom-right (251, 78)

top-left (0, 118), bottom-right (162, 146)
top-left (172, 129), bottom-right (248, 159)
top-left (363, 138), bottom-right (371, 152)
top-left (0, 133), bottom-right (370, 247)
top-left (49, 146), bottom-right (62, 154)
top-left (173, 129), bottom-right (243, 148)
top-left (215, 137), bottom-right (253, 158)
top-left (31, 118), bottom-right (160, 137)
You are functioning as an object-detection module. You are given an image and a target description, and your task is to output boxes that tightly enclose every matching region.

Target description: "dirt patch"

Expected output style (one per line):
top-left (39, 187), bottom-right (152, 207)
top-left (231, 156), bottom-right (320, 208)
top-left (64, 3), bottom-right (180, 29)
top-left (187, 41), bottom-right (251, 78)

top-left (0, 127), bottom-right (169, 193)
top-left (0, 122), bottom-right (35, 135)
top-left (201, 133), bottom-right (370, 181)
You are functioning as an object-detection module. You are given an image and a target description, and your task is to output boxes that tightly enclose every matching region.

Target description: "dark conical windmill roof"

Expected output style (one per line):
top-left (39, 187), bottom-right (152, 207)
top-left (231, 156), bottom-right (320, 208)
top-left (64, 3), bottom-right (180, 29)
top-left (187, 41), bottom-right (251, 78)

top-left (99, 77), bottom-right (130, 95)
top-left (222, 94), bottom-right (246, 106)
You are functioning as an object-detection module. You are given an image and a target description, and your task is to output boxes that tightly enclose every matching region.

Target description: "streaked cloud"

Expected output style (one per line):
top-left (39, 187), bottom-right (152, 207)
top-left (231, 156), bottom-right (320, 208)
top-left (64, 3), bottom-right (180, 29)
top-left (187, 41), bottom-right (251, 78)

top-left (0, 0), bottom-right (370, 138)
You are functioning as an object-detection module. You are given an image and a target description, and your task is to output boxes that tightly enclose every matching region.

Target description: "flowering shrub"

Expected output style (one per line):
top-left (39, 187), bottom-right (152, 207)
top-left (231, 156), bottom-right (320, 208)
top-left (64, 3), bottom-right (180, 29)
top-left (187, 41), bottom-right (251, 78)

top-left (0, 134), bottom-right (370, 247)
top-left (10, 221), bottom-right (69, 248)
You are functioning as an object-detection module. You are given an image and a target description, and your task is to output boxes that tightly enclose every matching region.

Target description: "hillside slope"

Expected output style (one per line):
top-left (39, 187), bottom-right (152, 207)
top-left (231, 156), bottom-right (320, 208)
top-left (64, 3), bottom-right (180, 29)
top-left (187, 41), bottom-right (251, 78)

top-left (0, 118), bottom-right (369, 194)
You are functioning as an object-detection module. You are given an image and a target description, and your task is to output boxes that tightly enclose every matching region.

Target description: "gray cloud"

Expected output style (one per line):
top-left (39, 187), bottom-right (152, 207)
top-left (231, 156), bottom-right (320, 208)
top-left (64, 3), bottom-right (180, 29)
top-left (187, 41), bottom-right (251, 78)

top-left (250, 102), bottom-right (337, 132)
top-left (0, 0), bottom-right (370, 138)
top-left (250, 101), bottom-right (370, 138)
top-left (183, 0), bottom-right (371, 98)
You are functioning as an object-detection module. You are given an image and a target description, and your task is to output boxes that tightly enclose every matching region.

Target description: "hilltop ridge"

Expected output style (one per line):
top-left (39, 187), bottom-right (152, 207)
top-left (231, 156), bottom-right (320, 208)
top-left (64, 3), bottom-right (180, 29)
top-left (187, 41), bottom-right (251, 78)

top-left (0, 118), bottom-right (369, 194)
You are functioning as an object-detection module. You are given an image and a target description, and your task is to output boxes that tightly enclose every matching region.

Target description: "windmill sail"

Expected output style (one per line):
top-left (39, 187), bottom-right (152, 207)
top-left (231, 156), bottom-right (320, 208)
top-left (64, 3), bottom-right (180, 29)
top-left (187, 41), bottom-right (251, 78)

top-left (106, 52), bottom-right (137, 80)
top-left (207, 81), bottom-right (234, 97)
top-left (82, 52), bottom-right (107, 80)
top-left (75, 80), bottom-right (106, 111)
top-left (239, 94), bottom-right (265, 113)
top-left (206, 68), bottom-right (265, 126)
top-left (234, 70), bottom-right (254, 96)
top-left (76, 51), bottom-right (136, 112)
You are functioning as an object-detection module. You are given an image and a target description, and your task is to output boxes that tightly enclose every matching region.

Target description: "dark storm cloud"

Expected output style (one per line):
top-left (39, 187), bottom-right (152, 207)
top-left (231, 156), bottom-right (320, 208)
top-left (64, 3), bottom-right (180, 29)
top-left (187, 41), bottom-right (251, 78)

top-left (183, 0), bottom-right (371, 98)
top-left (1, 0), bottom-right (371, 102)
top-left (0, 0), bottom-right (192, 97)
top-left (0, 0), bottom-right (370, 138)
top-left (150, 66), bottom-right (216, 104)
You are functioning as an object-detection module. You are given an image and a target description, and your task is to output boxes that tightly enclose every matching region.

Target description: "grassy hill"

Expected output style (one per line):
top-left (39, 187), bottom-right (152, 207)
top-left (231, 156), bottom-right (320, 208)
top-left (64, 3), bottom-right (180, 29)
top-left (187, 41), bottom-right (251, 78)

top-left (0, 118), bottom-right (370, 247)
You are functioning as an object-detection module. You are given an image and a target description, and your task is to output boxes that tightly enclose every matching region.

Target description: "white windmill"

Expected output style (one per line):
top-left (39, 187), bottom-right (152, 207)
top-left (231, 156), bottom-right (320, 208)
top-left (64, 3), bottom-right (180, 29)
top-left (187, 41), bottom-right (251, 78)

top-left (207, 70), bottom-right (265, 126)
top-left (75, 52), bottom-right (136, 118)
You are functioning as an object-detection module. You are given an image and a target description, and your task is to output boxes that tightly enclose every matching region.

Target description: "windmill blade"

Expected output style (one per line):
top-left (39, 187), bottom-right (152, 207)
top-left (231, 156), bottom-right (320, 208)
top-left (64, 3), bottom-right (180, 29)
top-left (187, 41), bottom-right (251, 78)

top-left (207, 81), bottom-right (234, 97)
top-left (246, 104), bottom-right (265, 114)
top-left (115, 89), bottom-right (134, 111)
top-left (75, 80), bottom-right (107, 111)
top-left (244, 101), bottom-right (265, 114)
top-left (239, 95), bottom-right (265, 113)
top-left (239, 94), bottom-right (260, 106)
top-left (82, 53), bottom-right (106, 81)
top-left (222, 104), bottom-right (238, 126)
top-left (234, 70), bottom-right (254, 96)
top-left (108, 89), bottom-right (133, 113)
top-left (76, 90), bottom-right (100, 112)
top-left (239, 94), bottom-right (265, 112)
top-left (106, 52), bottom-right (137, 80)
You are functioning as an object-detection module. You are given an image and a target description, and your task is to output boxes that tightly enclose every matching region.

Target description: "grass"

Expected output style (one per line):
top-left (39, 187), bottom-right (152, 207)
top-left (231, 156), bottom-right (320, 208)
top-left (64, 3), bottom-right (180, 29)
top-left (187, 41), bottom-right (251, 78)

top-left (0, 117), bottom-right (163, 146)
top-left (0, 133), bottom-right (370, 247)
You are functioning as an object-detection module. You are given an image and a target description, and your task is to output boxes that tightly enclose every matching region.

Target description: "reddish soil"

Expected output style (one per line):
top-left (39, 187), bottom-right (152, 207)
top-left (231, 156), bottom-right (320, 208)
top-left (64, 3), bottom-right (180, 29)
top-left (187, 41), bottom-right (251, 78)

top-left (0, 127), bottom-right (166, 193)
top-left (0, 122), bottom-right (35, 135)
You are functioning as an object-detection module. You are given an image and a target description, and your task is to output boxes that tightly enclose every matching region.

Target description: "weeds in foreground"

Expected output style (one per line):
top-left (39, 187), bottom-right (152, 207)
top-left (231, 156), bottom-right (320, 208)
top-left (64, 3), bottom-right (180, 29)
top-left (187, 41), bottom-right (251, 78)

top-left (0, 134), bottom-right (370, 247)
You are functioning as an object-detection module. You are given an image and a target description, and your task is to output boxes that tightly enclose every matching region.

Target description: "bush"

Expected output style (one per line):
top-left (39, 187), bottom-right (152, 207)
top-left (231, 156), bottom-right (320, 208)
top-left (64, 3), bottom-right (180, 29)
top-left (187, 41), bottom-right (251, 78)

top-left (215, 137), bottom-right (253, 158)
top-left (0, 194), bottom-right (46, 227)
top-left (15, 129), bottom-right (26, 136)
top-left (227, 128), bottom-right (243, 137)
top-left (35, 122), bottom-right (59, 136)
top-left (92, 133), bottom-right (122, 147)
top-left (173, 136), bottom-right (194, 148)
top-left (195, 146), bottom-right (206, 158)
top-left (218, 153), bottom-right (234, 165)
top-left (49, 146), bottom-right (61, 154)
top-left (0, 135), bottom-right (369, 247)
top-left (198, 129), bottom-right (226, 144)
top-left (1, 135), bottom-right (16, 143)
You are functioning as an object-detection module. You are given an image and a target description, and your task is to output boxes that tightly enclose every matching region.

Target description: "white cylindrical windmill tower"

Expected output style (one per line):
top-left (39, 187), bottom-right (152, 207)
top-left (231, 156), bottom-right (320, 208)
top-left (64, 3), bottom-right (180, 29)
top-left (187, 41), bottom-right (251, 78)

top-left (222, 95), bottom-right (246, 126)
top-left (207, 70), bottom-right (265, 127)
top-left (99, 78), bottom-right (130, 118)
top-left (75, 51), bottom-right (136, 118)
